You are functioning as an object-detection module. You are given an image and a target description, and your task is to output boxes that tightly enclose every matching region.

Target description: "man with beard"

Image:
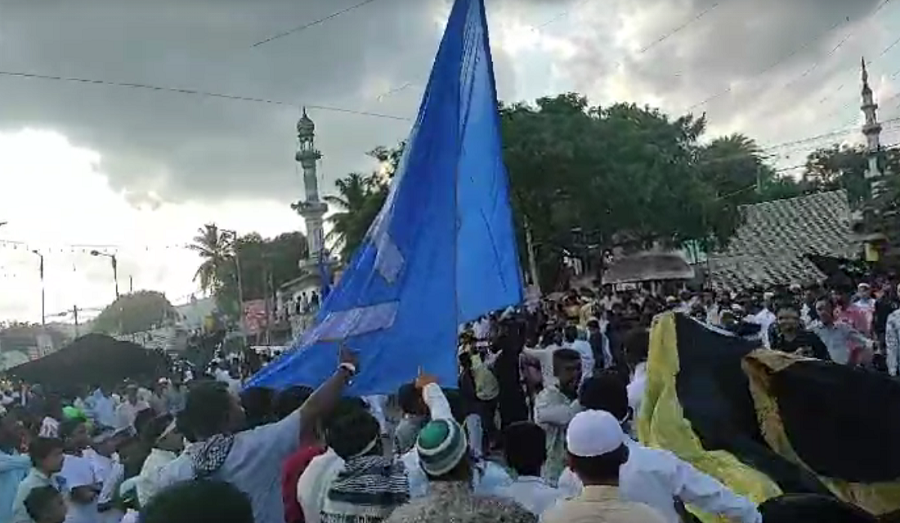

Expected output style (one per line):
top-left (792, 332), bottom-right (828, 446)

top-left (533, 348), bottom-right (582, 486)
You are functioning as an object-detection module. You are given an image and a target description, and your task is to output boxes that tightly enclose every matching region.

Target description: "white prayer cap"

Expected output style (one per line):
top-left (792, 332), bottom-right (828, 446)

top-left (858, 282), bottom-right (871, 290)
top-left (566, 410), bottom-right (625, 457)
top-left (763, 291), bottom-right (775, 300)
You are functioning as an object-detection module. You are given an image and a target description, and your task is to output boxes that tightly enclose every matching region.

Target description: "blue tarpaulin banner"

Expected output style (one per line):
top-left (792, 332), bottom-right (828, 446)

top-left (247, 0), bottom-right (523, 395)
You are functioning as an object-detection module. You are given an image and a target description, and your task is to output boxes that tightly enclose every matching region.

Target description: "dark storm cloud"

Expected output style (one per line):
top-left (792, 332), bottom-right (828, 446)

top-left (0, 0), bottom-right (518, 203)
top-left (560, 0), bottom-right (889, 139)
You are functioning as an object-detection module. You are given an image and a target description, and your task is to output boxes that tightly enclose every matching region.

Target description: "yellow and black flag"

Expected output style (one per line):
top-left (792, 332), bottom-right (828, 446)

top-left (639, 312), bottom-right (900, 521)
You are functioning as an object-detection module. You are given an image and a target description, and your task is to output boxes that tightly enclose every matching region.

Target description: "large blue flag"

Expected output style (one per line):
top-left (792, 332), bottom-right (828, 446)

top-left (248, 0), bottom-right (523, 394)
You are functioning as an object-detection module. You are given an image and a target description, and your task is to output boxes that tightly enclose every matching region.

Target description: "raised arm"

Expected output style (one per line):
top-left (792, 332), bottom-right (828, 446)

top-left (671, 453), bottom-right (761, 523)
top-left (534, 391), bottom-right (579, 426)
top-left (886, 315), bottom-right (900, 376)
top-left (416, 369), bottom-right (452, 421)
top-left (297, 347), bottom-right (358, 430)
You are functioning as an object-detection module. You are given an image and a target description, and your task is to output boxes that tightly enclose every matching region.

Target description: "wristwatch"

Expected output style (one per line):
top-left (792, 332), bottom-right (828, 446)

top-left (338, 362), bottom-right (358, 377)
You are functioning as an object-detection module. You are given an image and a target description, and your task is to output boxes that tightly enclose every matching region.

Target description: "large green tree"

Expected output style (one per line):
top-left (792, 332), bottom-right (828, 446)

top-left (315, 173), bottom-right (381, 260)
top-left (213, 231), bottom-right (309, 319)
top-left (500, 94), bottom-right (749, 285)
top-left (314, 95), bottom-right (794, 288)
top-left (803, 144), bottom-right (900, 206)
top-left (697, 134), bottom-right (804, 204)
top-left (91, 291), bottom-right (177, 335)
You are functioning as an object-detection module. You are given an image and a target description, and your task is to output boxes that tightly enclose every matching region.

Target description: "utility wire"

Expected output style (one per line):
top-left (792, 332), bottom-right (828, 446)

top-left (817, 30), bottom-right (900, 107)
top-left (685, 18), bottom-right (850, 111)
top-left (377, 0), bottom-right (723, 101)
top-left (637, 0), bottom-right (729, 54)
top-left (250, 0), bottom-right (380, 48)
top-left (688, 0), bottom-right (893, 112)
top-left (0, 70), bottom-right (412, 121)
top-left (533, 0), bottom-right (591, 30)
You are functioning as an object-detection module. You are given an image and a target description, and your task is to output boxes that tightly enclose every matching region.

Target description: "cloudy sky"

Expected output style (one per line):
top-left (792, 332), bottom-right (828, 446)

top-left (1, 0), bottom-right (899, 324)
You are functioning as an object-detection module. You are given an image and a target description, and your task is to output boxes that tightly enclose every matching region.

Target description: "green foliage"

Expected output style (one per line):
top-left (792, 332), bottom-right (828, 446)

top-left (802, 144), bottom-right (900, 206)
top-left (91, 290), bottom-right (176, 335)
top-left (213, 231), bottom-right (309, 319)
top-left (189, 223), bottom-right (232, 293)
top-left (500, 94), bottom-right (745, 284)
top-left (313, 144), bottom-right (405, 261)
top-left (312, 93), bottom-right (900, 290)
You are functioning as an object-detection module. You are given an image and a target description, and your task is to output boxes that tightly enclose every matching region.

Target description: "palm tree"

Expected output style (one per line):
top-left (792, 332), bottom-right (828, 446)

top-left (294, 173), bottom-right (386, 260)
top-left (189, 223), bottom-right (233, 293)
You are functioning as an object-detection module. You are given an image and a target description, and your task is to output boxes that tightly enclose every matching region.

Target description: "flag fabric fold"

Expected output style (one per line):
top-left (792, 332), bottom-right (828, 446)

top-left (641, 312), bottom-right (900, 521)
top-left (247, 0), bottom-right (522, 395)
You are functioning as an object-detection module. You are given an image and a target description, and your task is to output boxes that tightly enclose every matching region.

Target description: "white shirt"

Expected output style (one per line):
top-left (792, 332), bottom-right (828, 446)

top-left (522, 345), bottom-right (559, 388)
top-left (60, 454), bottom-right (100, 523)
top-left (115, 400), bottom-right (150, 430)
top-left (564, 339), bottom-right (595, 381)
top-left (557, 438), bottom-right (760, 523)
top-left (627, 363), bottom-right (648, 415)
top-left (86, 391), bottom-right (117, 428)
top-left (297, 449), bottom-right (345, 523)
top-left (136, 448), bottom-right (178, 507)
top-left (749, 308), bottom-right (776, 348)
top-left (884, 309), bottom-right (900, 376)
top-left (214, 369), bottom-right (243, 396)
top-left (39, 417), bottom-right (60, 438)
top-left (473, 317), bottom-right (492, 340)
top-left (495, 475), bottom-right (562, 516)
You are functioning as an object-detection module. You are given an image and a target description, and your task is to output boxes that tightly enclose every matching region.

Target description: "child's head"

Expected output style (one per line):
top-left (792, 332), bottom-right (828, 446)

top-left (28, 437), bottom-right (64, 475)
top-left (24, 486), bottom-right (66, 523)
top-left (142, 480), bottom-right (253, 523)
top-left (58, 419), bottom-right (89, 452)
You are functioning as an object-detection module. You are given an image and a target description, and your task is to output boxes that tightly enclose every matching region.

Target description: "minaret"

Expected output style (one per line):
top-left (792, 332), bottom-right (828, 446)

top-left (861, 57), bottom-right (885, 197)
top-left (294, 108), bottom-right (329, 265)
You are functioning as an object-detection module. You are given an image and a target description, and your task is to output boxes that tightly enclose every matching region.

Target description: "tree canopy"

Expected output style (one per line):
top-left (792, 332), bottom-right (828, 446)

top-left (305, 145), bottom-right (404, 261)
top-left (189, 223), bottom-right (233, 294)
top-left (307, 92), bottom-right (896, 289)
top-left (211, 231), bottom-right (309, 319)
top-left (802, 144), bottom-right (900, 206)
top-left (91, 290), bottom-right (177, 335)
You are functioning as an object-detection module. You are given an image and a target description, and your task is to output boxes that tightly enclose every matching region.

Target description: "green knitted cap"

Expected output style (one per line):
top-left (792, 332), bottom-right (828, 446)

top-left (415, 418), bottom-right (467, 477)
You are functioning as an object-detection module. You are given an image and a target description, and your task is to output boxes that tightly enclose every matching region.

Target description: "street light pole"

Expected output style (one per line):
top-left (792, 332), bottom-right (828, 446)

top-left (31, 250), bottom-right (45, 326)
top-left (90, 250), bottom-right (119, 299)
top-left (111, 254), bottom-right (119, 299)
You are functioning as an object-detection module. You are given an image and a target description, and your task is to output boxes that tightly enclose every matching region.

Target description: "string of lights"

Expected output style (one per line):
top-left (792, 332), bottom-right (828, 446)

top-left (0, 239), bottom-right (193, 254)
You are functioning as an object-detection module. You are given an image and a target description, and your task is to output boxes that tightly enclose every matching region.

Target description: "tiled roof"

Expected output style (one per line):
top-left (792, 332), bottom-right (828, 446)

top-left (708, 190), bottom-right (856, 289)
top-left (603, 251), bottom-right (694, 284)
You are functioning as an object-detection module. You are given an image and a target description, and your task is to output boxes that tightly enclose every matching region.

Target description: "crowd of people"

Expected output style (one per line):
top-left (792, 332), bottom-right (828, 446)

top-left (0, 279), bottom-right (897, 523)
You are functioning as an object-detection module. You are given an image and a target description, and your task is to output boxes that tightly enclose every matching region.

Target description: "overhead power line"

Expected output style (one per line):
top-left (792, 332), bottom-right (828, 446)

top-left (688, 0), bottom-right (893, 113)
top-left (0, 70), bottom-right (412, 121)
top-left (250, 0), bottom-right (380, 48)
top-left (637, 0), bottom-right (729, 54)
top-left (533, 0), bottom-right (591, 30)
